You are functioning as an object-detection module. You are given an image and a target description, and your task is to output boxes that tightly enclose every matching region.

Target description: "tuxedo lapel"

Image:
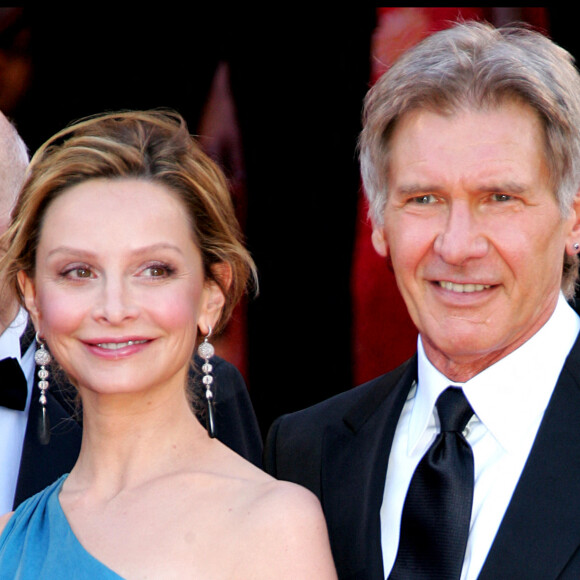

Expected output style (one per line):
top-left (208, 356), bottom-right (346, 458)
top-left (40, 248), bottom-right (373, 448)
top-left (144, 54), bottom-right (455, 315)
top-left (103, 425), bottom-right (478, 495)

top-left (14, 319), bottom-right (80, 507)
top-left (321, 357), bottom-right (417, 580)
top-left (14, 379), bottom-right (81, 508)
top-left (478, 335), bottom-right (580, 579)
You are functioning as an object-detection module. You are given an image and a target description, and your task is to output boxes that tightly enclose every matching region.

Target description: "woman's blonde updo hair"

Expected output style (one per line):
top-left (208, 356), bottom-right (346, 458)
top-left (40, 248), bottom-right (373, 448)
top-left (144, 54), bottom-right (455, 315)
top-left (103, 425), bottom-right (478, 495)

top-left (1, 109), bottom-right (257, 335)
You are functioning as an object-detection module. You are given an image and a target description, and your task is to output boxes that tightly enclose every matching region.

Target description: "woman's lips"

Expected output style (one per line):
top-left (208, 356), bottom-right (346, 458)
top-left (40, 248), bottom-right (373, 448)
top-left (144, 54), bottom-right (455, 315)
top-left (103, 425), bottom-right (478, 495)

top-left (95, 339), bottom-right (149, 350)
top-left (83, 338), bottom-right (152, 358)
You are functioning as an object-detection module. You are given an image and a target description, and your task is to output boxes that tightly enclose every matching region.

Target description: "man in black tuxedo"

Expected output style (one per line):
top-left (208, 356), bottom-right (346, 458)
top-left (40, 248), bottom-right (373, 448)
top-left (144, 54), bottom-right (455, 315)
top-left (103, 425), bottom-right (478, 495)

top-left (0, 111), bottom-right (262, 512)
top-left (265, 21), bottom-right (580, 579)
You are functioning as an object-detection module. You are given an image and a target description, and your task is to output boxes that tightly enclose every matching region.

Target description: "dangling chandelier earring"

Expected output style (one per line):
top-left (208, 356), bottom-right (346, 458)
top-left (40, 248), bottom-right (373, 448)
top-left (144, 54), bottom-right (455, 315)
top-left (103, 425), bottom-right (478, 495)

top-left (197, 326), bottom-right (216, 438)
top-left (34, 333), bottom-right (52, 445)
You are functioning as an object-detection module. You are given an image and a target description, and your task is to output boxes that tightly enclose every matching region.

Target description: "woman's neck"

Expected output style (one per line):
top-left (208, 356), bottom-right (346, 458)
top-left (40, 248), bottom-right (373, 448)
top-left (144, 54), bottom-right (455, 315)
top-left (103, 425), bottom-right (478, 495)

top-left (68, 389), bottom-right (212, 498)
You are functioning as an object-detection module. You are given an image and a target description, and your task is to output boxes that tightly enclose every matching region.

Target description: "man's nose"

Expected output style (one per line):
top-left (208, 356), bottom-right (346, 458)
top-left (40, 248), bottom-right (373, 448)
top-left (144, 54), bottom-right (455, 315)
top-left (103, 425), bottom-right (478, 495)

top-left (433, 202), bottom-right (489, 265)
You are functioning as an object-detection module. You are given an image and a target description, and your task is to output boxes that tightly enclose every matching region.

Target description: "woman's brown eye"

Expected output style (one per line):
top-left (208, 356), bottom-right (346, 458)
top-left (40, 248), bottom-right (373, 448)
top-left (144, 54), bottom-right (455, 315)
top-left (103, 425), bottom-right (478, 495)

top-left (144, 265), bottom-right (171, 277)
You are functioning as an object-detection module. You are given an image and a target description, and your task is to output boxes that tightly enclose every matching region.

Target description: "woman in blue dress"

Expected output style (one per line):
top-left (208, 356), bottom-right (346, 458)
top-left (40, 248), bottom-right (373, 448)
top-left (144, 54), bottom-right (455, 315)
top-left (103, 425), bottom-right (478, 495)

top-left (0, 110), bottom-right (337, 579)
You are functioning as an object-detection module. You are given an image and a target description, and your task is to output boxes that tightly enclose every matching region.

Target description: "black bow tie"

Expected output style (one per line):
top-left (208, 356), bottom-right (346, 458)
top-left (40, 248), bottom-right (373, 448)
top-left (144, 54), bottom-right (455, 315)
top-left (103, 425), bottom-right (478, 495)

top-left (0, 357), bottom-right (28, 411)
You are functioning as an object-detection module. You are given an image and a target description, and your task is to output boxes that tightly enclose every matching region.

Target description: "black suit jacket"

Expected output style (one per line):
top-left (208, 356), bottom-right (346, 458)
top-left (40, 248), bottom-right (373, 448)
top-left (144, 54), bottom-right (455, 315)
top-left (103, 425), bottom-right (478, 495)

top-left (13, 354), bottom-right (263, 508)
top-left (264, 332), bottom-right (580, 579)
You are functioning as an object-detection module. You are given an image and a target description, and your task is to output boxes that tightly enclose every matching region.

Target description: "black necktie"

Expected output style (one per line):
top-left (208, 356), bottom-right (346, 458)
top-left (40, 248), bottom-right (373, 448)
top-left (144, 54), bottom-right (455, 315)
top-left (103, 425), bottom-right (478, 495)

top-left (389, 387), bottom-right (475, 580)
top-left (0, 357), bottom-right (28, 411)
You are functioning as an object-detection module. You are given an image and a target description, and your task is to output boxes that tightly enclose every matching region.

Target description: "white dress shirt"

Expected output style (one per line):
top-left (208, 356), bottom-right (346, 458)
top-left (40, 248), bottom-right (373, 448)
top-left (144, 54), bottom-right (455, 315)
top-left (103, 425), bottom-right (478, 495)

top-left (0, 308), bottom-right (35, 514)
top-left (380, 293), bottom-right (580, 579)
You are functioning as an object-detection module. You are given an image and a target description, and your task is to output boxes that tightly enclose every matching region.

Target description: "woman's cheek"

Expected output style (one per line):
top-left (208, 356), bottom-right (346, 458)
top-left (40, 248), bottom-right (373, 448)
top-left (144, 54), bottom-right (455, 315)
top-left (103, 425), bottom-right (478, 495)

top-left (36, 288), bottom-right (87, 338)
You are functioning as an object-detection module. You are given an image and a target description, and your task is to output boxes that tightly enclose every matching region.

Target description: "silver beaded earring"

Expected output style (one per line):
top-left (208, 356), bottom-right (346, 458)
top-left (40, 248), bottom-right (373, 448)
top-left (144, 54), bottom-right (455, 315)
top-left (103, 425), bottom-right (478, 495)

top-left (197, 326), bottom-right (216, 438)
top-left (574, 242), bottom-right (580, 252)
top-left (34, 333), bottom-right (52, 445)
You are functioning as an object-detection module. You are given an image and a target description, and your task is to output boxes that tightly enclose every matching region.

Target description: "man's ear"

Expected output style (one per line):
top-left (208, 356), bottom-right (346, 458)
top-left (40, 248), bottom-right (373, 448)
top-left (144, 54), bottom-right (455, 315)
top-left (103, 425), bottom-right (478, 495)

top-left (17, 270), bottom-right (42, 331)
top-left (197, 263), bottom-right (231, 335)
top-left (566, 192), bottom-right (580, 255)
top-left (371, 225), bottom-right (389, 258)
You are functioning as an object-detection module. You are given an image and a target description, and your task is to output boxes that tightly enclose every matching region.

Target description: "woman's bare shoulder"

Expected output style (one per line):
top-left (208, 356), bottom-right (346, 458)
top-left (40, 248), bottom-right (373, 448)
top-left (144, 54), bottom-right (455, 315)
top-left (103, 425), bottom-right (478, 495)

top-left (253, 478), bottom-right (329, 535)
top-left (238, 479), bottom-right (338, 579)
top-left (186, 443), bottom-right (337, 577)
top-left (254, 477), bottom-right (323, 512)
top-left (0, 511), bottom-right (13, 536)
top-left (208, 441), bottom-right (326, 523)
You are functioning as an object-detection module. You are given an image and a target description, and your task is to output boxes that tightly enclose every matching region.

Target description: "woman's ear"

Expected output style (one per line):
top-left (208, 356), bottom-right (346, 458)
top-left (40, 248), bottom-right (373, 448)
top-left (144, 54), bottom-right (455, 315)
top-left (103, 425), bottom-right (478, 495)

top-left (17, 270), bottom-right (42, 330)
top-left (197, 263), bottom-right (231, 335)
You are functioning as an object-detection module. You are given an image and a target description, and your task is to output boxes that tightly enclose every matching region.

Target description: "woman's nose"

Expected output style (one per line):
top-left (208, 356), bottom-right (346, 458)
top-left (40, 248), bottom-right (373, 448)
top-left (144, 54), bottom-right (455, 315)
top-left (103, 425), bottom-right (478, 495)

top-left (92, 277), bottom-right (139, 324)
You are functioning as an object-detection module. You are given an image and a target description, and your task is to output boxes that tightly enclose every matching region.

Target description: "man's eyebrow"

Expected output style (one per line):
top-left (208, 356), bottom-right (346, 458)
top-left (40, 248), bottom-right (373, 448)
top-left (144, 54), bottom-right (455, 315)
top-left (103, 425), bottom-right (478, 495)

top-left (477, 182), bottom-right (527, 194)
top-left (394, 183), bottom-right (445, 196)
top-left (394, 181), bottom-right (529, 195)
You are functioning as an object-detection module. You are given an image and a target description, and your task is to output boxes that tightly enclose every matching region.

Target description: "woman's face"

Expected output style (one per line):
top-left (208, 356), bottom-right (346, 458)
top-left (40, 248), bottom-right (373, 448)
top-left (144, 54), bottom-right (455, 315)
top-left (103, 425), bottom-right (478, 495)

top-left (19, 178), bottom-right (225, 400)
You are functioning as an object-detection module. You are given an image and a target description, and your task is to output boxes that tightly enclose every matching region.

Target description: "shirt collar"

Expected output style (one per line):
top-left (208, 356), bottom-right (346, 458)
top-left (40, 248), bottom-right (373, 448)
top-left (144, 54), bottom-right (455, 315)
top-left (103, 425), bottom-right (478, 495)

top-left (411, 293), bottom-right (580, 455)
top-left (0, 307), bottom-right (29, 362)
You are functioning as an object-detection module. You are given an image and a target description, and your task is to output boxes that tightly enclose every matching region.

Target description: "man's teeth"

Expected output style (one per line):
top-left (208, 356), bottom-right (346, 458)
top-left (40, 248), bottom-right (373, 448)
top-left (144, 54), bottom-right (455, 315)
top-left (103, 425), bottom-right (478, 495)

top-left (439, 281), bottom-right (491, 293)
top-left (97, 340), bottom-right (147, 350)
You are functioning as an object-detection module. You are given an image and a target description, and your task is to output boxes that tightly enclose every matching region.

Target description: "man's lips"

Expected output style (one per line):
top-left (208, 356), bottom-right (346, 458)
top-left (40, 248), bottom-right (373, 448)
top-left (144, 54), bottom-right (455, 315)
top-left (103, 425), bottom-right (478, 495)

top-left (437, 280), bottom-right (492, 293)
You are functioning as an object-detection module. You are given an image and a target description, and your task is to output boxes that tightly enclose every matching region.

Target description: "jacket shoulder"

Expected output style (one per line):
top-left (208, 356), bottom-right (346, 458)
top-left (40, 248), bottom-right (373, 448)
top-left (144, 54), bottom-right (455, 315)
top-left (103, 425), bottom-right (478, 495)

top-left (264, 357), bottom-right (415, 480)
top-left (191, 354), bottom-right (263, 466)
top-left (276, 357), bottom-right (414, 433)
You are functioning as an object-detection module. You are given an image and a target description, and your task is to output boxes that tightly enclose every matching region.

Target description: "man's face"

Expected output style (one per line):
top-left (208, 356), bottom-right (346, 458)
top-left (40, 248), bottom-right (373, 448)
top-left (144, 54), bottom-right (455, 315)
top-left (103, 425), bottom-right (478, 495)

top-left (0, 111), bottom-right (25, 237)
top-left (372, 102), bottom-right (580, 380)
top-left (0, 158), bottom-right (13, 237)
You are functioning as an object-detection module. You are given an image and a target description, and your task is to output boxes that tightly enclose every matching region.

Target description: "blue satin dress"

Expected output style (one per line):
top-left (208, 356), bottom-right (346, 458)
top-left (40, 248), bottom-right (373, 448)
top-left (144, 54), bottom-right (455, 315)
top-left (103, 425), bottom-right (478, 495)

top-left (0, 475), bottom-right (123, 578)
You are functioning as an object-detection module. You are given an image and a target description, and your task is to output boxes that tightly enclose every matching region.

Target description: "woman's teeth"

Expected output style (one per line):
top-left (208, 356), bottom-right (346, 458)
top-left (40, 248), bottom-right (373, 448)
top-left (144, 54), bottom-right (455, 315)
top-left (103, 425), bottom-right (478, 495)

top-left (97, 340), bottom-right (147, 350)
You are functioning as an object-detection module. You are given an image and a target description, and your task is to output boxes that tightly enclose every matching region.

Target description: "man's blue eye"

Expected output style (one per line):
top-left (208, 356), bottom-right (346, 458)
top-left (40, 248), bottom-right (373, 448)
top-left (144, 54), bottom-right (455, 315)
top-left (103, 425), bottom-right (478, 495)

top-left (492, 193), bottom-right (512, 202)
top-left (413, 194), bottom-right (435, 204)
